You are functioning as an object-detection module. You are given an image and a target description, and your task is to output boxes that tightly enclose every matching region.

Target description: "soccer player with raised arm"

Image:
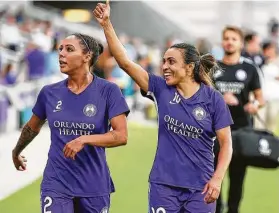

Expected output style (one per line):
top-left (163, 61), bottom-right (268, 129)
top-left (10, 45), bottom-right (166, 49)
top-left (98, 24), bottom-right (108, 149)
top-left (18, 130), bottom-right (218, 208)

top-left (12, 33), bottom-right (130, 213)
top-left (93, 2), bottom-right (233, 213)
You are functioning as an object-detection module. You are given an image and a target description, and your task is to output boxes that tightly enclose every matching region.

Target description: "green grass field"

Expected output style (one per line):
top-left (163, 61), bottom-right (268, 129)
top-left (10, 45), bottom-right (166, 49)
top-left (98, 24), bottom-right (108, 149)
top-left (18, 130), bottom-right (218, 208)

top-left (0, 124), bottom-right (278, 213)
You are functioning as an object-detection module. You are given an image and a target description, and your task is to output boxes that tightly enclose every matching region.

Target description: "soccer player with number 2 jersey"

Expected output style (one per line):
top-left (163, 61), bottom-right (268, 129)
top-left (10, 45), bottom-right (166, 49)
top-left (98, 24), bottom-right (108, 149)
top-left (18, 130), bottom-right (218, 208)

top-left (12, 32), bottom-right (130, 213)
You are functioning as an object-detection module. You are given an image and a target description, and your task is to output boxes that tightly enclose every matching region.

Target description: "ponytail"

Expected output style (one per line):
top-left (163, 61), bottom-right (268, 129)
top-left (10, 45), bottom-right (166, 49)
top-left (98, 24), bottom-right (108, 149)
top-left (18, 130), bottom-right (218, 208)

top-left (197, 53), bottom-right (220, 87)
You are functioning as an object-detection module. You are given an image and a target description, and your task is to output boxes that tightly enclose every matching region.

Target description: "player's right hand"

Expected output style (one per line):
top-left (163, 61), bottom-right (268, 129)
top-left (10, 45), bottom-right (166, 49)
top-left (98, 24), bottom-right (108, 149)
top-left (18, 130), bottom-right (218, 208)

top-left (93, 0), bottom-right (110, 26)
top-left (223, 92), bottom-right (239, 106)
top-left (12, 154), bottom-right (27, 171)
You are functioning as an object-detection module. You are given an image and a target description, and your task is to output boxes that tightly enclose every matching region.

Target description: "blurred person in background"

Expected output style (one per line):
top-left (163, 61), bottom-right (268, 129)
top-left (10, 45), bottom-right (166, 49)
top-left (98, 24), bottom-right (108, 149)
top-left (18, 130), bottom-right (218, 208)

top-left (0, 61), bottom-right (16, 85)
top-left (12, 33), bottom-right (130, 213)
top-left (213, 26), bottom-right (265, 213)
top-left (108, 34), bottom-right (136, 94)
top-left (0, 61), bottom-right (15, 134)
top-left (0, 52), bottom-right (2, 79)
top-left (30, 19), bottom-right (53, 53)
top-left (44, 20), bottom-right (54, 37)
top-left (17, 34), bottom-right (48, 129)
top-left (196, 38), bottom-right (212, 55)
top-left (0, 90), bottom-right (8, 133)
top-left (211, 43), bottom-right (224, 61)
top-left (163, 35), bottom-right (175, 53)
top-left (147, 41), bottom-right (162, 72)
top-left (15, 7), bottom-right (25, 24)
top-left (44, 38), bottom-right (60, 76)
top-left (163, 35), bottom-right (183, 54)
top-left (94, 3), bottom-right (233, 213)
top-left (120, 36), bottom-right (138, 98)
top-left (103, 51), bottom-right (116, 80)
top-left (0, 6), bottom-right (8, 19)
top-left (242, 32), bottom-right (265, 69)
top-left (132, 54), bottom-right (154, 115)
top-left (0, 13), bottom-right (23, 52)
top-left (254, 41), bottom-right (279, 133)
top-left (24, 35), bottom-right (46, 81)
top-left (106, 56), bottom-right (130, 93)
top-left (132, 37), bottom-right (148, 59)
top-left (94, 44), bottom-right (111, 79)
top-left (268, 18), bottom-right (279, 50)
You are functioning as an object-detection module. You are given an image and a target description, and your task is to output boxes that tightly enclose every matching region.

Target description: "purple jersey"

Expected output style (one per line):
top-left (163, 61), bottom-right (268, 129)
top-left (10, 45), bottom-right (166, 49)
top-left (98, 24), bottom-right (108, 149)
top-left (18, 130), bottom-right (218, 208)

top-left (33, 75), bottom-right (130, 197)
top-left (147, 73), bottom-right (233, 190)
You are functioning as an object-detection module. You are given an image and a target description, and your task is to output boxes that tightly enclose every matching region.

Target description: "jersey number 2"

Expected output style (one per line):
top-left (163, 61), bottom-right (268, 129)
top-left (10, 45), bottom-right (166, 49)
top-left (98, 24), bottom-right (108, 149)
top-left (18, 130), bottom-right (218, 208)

top-left (44, 196), bottom-right (52, 213)
top-left (55, 101), bottom-right (62, 110)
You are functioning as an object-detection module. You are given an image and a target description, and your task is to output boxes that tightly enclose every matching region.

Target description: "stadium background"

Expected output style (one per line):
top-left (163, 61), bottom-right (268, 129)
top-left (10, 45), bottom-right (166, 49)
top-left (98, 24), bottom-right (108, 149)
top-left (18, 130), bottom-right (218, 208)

top-left (0, 1), bottom-right (278, 213)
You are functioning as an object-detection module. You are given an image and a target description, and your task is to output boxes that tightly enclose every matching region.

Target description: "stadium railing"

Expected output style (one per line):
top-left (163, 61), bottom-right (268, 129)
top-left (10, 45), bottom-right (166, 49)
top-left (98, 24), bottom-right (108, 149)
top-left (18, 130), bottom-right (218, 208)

top-left (0, 74), bottom-right (66, 134)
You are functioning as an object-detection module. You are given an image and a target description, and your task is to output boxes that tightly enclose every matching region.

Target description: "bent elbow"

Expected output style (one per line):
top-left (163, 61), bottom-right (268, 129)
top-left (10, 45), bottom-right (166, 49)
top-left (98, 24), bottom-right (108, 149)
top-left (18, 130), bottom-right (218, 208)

top-left (119, 134), bottom-right (128, 146)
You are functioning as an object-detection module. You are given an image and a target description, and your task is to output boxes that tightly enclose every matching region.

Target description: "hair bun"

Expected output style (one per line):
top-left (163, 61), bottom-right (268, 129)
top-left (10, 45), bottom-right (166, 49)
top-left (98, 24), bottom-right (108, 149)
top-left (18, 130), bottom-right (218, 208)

top-left (98, 43), bottom-right (104, 55)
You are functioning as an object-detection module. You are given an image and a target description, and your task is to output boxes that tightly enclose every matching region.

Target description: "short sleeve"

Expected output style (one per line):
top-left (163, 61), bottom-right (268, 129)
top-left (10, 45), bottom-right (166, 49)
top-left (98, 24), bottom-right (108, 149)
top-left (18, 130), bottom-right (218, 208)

top-left (212, 91), bottom-right (234, 131)
top-left (32, 86), bottom-right (47, 120)
top-left (249, 65), bottom-right (262, 91)
top-left (147, 73), bottom-right (166, 98)
top-left (108, 83), bottom-right (130, 120)
top-left (140, 89), bottom-right (154, 101)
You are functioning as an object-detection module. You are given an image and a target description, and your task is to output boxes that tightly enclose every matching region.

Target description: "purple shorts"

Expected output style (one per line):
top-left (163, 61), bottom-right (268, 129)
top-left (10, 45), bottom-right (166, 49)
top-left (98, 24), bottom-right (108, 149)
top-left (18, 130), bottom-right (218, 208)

top-left (41, 190), bottom-right (110, 213)
top-left (148, 183), bottom-right (216, 213)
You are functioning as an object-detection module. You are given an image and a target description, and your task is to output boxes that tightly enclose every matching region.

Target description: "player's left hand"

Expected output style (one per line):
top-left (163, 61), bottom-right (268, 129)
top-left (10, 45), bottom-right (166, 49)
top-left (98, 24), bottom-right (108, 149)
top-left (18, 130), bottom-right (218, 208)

top-left (202, 176), bottom-right (222, 204)
top-left (63, 137), bottom-right (85, 160)
top-left (93, 0), bottom-right (110, 27)
top-left (244, 102), bottom-right (259, 115)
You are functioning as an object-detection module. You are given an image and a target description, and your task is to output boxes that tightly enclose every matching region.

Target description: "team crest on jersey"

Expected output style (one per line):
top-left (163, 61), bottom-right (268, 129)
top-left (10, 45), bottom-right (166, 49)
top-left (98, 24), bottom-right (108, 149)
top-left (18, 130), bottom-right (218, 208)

top-left (213, 69), bottom-right (223, 79)
top-left (83, 104), bottom-right (97, 117)
top-left (235, 69), bottom-right (247, 81)
top-left (254, 55), bottom-right (263, 66)
top-left (192, 107), bottom-right (206, 121)
top-left (100, 207), bottom-right (109, 213)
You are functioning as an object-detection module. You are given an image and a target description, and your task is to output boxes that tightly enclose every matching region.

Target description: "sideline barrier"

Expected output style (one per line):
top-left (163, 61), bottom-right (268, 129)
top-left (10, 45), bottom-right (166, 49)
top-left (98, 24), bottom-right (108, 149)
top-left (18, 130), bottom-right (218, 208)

top-left (0, 75), bottom-right (66, 134)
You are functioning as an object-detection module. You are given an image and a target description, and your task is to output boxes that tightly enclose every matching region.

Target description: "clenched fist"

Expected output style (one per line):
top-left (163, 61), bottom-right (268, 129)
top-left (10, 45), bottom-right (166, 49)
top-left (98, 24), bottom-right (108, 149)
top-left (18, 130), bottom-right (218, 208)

top-left (12, 152), bottom-right (27, 171)
top-left (93, 1), bottom-right (110, 26)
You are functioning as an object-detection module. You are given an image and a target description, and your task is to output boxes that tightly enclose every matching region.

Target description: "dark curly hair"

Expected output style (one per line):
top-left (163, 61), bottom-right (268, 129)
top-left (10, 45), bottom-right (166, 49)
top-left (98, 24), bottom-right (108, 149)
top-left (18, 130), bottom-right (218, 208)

top-left (72, 33), bottom-right (104, 68)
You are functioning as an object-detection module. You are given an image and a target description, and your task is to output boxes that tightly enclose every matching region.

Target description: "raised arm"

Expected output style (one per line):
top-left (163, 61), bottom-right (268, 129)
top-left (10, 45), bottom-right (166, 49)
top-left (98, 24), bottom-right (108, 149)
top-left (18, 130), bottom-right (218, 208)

top-left (93, 2), bottom-right (149, 92)
top-left (12, 114), bottom-right (46, 171)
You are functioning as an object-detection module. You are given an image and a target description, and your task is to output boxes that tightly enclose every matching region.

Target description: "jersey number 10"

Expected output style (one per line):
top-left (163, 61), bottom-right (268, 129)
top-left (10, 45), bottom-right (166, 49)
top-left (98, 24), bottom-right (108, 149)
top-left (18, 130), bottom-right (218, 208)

top-left (151, 207), bottom-right (166, 213)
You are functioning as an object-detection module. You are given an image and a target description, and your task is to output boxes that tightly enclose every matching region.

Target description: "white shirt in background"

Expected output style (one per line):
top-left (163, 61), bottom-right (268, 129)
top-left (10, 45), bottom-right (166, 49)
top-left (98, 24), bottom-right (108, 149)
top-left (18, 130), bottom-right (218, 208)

top-left (0, 23), bottom-right (22, 46)
top-left (262, 61), bottom-right (279, 101)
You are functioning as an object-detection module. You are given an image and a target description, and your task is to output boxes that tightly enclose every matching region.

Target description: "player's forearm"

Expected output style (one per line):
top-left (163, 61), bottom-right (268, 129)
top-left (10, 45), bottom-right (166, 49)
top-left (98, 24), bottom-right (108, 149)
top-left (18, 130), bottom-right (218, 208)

top-left (80, 130), bottom-right (127, 148)
top-left (213, 141), bottom-right (232, 180)
top-left (12, 124), bottom-right (39, 156)
top-left (102, 20), bottom-right (149, 92)
top-left (253, 99), bottom-right (264, 109)
top-left (253, 89), bottom-right (265, 108)
top-left (102, 20), bottom-right (130, 70)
